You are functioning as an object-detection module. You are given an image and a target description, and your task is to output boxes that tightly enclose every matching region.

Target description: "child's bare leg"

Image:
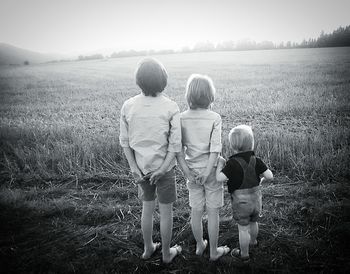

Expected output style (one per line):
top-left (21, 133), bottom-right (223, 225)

top-left (159, 202), bottom-right (172, 256)
top-left (207, 207), bottom-right (229, 260)
top-left (249, 222), bottom-right (258, 246)
top-left (159, 202), bottom-right (181, 263)
top-left (141, 200), bottom-right (157, 259)
top-left (191, 207), bottom-right (207, 255)
top-left (238, 224), bottom-right (250, 258)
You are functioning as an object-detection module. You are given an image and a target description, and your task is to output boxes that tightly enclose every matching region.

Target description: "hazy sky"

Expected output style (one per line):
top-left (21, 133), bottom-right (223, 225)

top-left (0, 0), bottom-right (349, 54)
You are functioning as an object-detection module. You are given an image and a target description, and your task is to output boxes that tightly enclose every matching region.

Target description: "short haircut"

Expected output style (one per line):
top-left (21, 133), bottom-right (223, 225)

top-left (135, 58), bottom-right (168, 96)
top-left (228, 125), bottom-right (254, 152)
top-left (185, 74), bottom-right (215, 109)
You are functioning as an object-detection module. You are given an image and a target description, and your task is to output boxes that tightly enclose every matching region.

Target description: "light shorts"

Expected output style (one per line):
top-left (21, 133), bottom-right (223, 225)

top-left (187, 167), bottom-right (224, 209)
top-left (230, 186), bottom-right (262, 226)
top-left (138, 168), bottom-right (176, 204)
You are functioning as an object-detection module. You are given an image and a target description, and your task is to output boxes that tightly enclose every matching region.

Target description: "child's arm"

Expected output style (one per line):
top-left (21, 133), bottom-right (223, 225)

top-left (216, 156), bottom-right (229, 183)
top-left (150, 106), bottom-right (181, 185)
top-left (260, 169), bottom-right (273, 183)
top-left (196, 152), bottom-right (219, 185)
top-left (197, 115), bottom-right (222, 185)
top-left (122, 147), bottom-right (142, 181)
top-left (149, 151), bottom-right (176, 184)
top-left (176, 149), bottom-right (196, 183)
top-left (119, 103), bottom-right (142, 181)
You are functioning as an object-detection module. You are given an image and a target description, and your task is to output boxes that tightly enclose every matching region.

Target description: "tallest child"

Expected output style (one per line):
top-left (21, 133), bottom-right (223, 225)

top-left (119, 58), bottom-right (182, 263)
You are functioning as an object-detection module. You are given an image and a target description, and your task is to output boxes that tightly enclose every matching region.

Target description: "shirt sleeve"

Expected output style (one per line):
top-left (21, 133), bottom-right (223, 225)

top-left (180, 114), bottom-right (186, 150)
top-left (209, 115), bottom-right (222, 153)
top-left (167, 104), bottom-right (182, 153)
top-left (119, 102), bottom-right (130, 148)
top-left (256, 157), bottom-right (268, 175)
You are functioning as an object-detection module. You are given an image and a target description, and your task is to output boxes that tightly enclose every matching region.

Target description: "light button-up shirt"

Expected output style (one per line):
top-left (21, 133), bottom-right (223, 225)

top-left (180, 109), bottom-right (222, 169)
top-left (119, 93), bottom-right (181, 174)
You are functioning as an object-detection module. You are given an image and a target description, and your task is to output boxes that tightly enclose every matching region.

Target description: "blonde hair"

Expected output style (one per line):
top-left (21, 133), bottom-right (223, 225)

top-left (135, 58), bottom-right (168, 96)
top-left (185, 74), bottom-right (215, 109)
top-left (228, 125), bottom-right (254, 152)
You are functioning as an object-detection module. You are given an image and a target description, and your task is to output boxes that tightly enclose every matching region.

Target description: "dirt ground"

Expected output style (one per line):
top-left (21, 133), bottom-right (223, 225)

top-left (0, 175), bottom-right (349, 273)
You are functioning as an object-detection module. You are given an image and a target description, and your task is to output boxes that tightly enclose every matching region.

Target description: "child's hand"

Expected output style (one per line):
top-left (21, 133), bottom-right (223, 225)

top-left (136, 173), bottom-right (151, 184)
top-left (217, 156), bottom-right (226, 168)
top-left (149, 169), bottom-right (165, 185)
top-left (131, 167), bottom-right (142, 182)
top-left (196, 170), bottom-right (210, 185)
top-left (186, 172), bottom-right (196, 184)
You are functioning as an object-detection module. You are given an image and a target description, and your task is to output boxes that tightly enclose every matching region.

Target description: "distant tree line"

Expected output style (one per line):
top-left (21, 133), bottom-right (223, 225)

top-left (278, 25), bottom-right (350, 49)
top-left (78, 54), bottom-right (104, 61)
top-left (110, 49), bottom-right (175, 58)
top-left (77, 25), bottom-right (350, 60)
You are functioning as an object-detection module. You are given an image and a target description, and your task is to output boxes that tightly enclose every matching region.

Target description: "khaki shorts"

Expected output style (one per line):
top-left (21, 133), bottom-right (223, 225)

top-left (187, 167), bottom-right (224, 209)
top-left (138, 168), bottom-right (176, 204)
top-left (231, 186), bottom-right (262, 226)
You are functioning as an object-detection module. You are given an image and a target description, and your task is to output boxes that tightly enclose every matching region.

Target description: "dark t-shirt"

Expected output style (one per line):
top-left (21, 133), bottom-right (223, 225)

top-left (221, 151), bottom-right (268, 193)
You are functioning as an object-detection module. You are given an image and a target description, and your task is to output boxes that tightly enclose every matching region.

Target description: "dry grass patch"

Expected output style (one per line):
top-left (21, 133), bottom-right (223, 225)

top-left (1, 175), bottom-right (349, 273)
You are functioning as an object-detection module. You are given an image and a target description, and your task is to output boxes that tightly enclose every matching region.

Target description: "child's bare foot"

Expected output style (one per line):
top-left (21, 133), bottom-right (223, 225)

top-left (209, 246), bottom-right (230, 261)
top-left (163, 244), bottom-right (182, 264)
top-left (141, 242), bottom-right (161, 259)
top-left (196, 239), bottom-right (208, 256)
top-left (230, 247), bottom-right (250, 264)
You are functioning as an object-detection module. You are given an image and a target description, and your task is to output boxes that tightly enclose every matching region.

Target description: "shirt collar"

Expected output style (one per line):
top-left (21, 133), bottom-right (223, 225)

top-left (229, 150), bottom-right (255, 159)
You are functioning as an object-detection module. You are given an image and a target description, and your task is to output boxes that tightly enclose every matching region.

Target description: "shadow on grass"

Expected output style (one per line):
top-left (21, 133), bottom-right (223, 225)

top-left (0, 178), bottom-right (350, 273)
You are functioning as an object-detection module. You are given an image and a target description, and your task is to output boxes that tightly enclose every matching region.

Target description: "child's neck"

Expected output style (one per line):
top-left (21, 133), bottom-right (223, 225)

top-left (142, 92), bottom-right (161, 97)
top-left (191, 107), bottom-right (208, 110)
top-left (233, 150), bottom-right (253, 155)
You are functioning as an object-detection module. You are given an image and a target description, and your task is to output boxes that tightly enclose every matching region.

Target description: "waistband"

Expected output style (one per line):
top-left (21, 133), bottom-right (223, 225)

top-left (233, 186), bottom-right (260, 195)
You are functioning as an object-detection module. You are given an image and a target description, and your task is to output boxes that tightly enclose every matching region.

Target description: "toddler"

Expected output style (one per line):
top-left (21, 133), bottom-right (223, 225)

top-left (216, 125), bottom-right (273, 263)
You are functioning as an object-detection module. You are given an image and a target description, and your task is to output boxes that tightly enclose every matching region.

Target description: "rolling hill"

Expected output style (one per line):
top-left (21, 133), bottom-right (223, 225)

top-left (0, 43), bottom-right (62, 65)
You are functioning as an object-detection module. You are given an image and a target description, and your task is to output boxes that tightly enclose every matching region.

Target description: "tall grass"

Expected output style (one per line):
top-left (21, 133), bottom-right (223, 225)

top-left (0, 48), bottom-right (349, 183)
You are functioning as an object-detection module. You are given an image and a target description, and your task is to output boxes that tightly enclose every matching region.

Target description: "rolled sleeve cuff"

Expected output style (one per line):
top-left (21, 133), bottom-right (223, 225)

top-left (210, 144), bottom-right (222, 153)
top-left (119, 138), bottom-right (130, 148)
top-left (167, 143), bottom-right (182, 153)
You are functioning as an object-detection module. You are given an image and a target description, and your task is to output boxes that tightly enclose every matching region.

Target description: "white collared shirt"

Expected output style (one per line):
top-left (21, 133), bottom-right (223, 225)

top-left (119, 93), bottom-right (181, 174)
top-left (180, 109), bottom-right (222, 169)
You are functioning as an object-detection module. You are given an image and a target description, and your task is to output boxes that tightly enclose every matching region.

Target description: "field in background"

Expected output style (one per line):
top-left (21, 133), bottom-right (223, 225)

top-left (0, 47), bottom-right (349, 273)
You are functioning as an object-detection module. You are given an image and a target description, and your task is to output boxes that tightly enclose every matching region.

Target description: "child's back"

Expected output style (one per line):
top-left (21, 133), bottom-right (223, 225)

top-left (119, 58), bottom-right (182, 263)
top-left (177, 74), bottom-right (230, 261)
top-left (120, 93), bottom-right (180, 174)
top-left (181, 108), bottom-right (221, 169)
top-left (216, 125), bottom-right (273, 263)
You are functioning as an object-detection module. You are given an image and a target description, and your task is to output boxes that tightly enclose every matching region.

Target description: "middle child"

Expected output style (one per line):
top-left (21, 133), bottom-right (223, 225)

top-left (177, 74), bottom-right (230, 261)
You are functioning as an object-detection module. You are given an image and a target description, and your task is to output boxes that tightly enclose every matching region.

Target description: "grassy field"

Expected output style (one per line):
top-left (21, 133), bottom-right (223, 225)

top-left (0, 47), bottom-right (350, 273)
